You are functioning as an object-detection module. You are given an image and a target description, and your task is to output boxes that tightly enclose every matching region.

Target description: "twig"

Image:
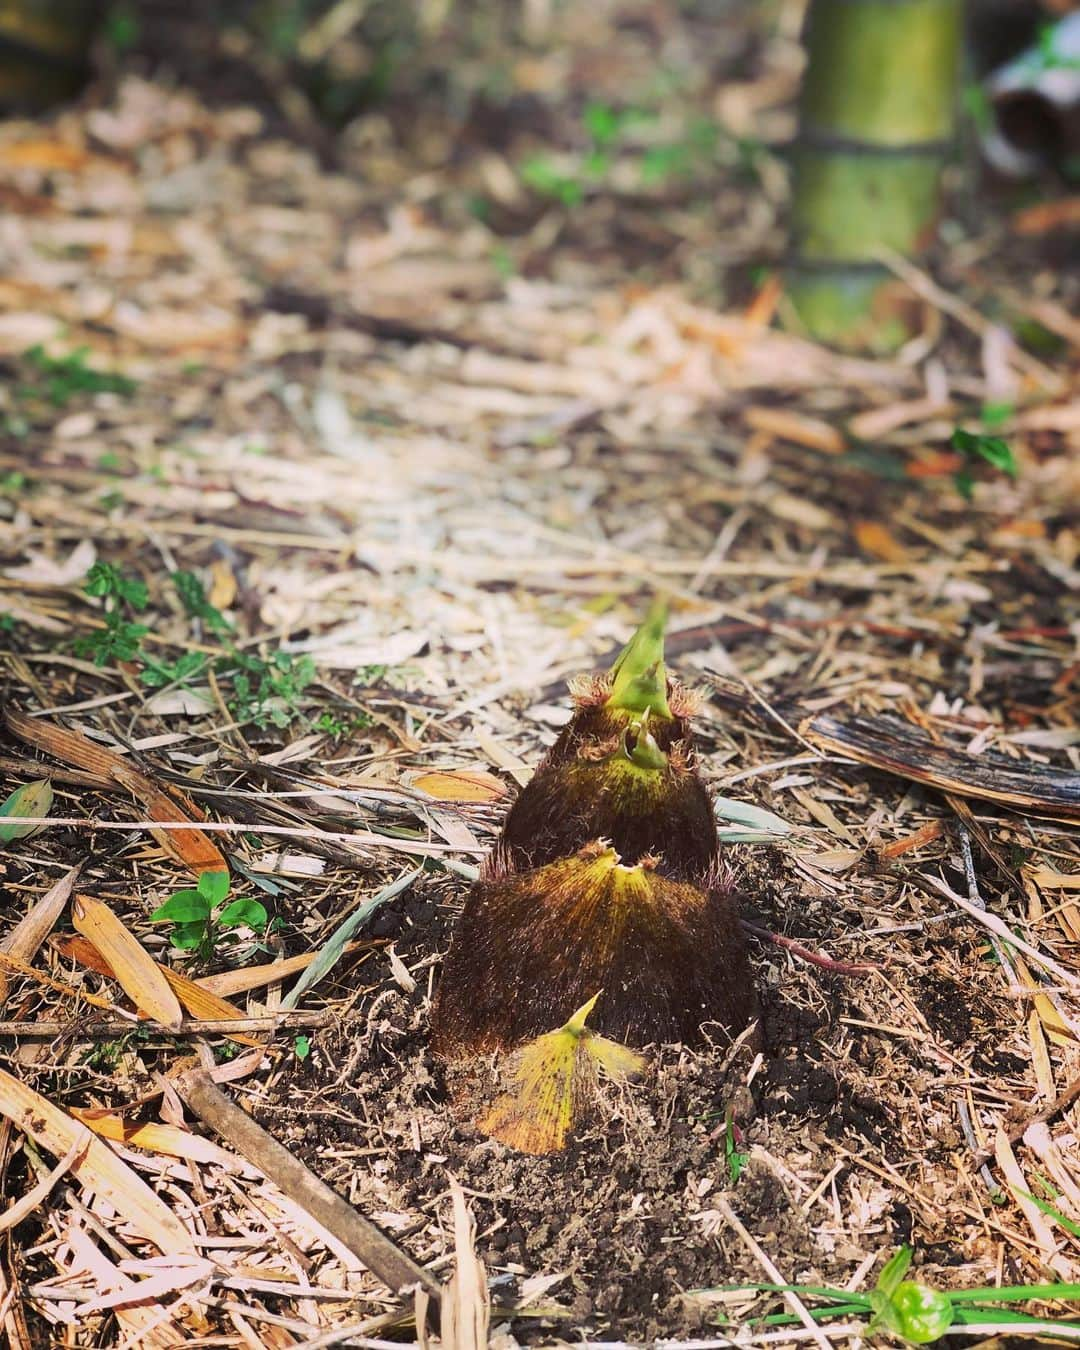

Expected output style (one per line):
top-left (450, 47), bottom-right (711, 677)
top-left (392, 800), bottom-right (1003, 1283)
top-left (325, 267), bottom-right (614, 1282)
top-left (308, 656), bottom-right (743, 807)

top-left (741, 922), bottom-right (880, 976)
top-left (0, 815), bottom-right (481, 858)
top-left (710, 1196), bottom-right (834, 1350)
top-left (174, 1069), bottom-right (442, 1318)
top-left (0, 1011), bottom-right (331, 1038)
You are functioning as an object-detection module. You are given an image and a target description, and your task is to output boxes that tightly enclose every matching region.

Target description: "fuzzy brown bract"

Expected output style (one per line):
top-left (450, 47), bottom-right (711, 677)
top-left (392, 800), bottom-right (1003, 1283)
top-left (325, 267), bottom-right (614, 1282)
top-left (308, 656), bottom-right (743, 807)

top-left (548, 671), bottom-right (702, 764)
top-left (430, 842), bottom-right (755, 1060)
top-left (493, 733), bottom-right (718, 880)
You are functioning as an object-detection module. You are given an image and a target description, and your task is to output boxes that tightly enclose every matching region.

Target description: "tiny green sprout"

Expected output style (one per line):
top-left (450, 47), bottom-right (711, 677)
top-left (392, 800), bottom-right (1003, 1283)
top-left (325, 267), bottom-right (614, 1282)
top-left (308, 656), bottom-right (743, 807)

top-left (869, 1248), bottom-right (953, 1345)
top-left (73, 562), bottom-right (150, 667)
top-left (950, 428), bottom-right (1018, 501)
top-left (294, 1034), bottom-right (311, 1062)
top-left (172, 570), bottom-right (232, 634)
top-left (21, 344), bottom-right (136, 407)
top-left (0, 613), bottom-right (14, 633)
top-left (723, 1109), bottom-right (748, 1184)
top-left (150, 870), bottom-right (267, 963)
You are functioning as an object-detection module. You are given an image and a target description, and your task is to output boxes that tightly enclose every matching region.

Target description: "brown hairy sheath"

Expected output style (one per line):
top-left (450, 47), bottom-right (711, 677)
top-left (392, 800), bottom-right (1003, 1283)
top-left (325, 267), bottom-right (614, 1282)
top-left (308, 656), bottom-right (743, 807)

top-left (542, 671), bottom-right (702, 765)
top-left (493, 730), bottom-right (718, 880)
top-left (430, 841), bottom-right (755, 1060)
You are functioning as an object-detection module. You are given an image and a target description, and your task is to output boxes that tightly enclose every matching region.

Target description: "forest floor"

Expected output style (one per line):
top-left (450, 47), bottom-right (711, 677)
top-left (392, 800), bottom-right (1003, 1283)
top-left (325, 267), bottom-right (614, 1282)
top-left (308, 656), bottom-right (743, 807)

top-left (0, 4), bottom-right (1079, 1347)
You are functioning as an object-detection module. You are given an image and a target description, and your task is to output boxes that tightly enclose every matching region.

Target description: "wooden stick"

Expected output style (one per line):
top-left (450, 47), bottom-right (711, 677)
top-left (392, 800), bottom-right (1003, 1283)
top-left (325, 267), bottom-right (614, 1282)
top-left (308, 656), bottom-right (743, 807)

top-left (0, 1012), bottom-right (331, 1039)
top-left (174, 1069), bottom-right (442, 1316)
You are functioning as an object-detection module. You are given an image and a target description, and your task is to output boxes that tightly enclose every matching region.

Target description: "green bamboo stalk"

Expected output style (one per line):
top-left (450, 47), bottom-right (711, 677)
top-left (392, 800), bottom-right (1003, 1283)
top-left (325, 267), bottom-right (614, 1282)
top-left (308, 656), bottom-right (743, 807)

top-left (787, 0), bottom-right (963, 351)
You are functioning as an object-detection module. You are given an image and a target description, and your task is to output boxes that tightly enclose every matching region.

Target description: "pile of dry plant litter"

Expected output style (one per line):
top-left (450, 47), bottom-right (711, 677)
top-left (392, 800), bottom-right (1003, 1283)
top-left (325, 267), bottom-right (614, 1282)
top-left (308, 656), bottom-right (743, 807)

top-left (0, 4), bottom-right (1078, 1343)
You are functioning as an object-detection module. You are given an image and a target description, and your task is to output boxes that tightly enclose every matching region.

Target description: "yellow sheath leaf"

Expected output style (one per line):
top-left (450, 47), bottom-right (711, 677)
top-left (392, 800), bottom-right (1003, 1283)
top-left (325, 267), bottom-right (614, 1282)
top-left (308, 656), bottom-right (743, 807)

top-left (478, 1024), bottom-right (580, 1155)
top-left (72, 894), bottom-right (183, 1030)
top-left (585, 1034), bottom-right (646, 1082)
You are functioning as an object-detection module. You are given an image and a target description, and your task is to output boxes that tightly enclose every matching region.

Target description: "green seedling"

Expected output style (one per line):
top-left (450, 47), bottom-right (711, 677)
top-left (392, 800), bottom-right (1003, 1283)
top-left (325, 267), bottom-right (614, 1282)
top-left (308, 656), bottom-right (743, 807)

top-left (723, 1109), bottom-right (749, 1184)
top-left (73, 562), bottom-right (150, 666)
top-left (172, 569), bottom-right (232, 635)
top-left (950, 428), bottom-right (1018, 501)
top-left (20, 344), bottom-right (135, 407)
top-left (229, 648), bottom-right (316, 729)
top-left (150, 870), bottom-right (267, 962)
top-left (701, 1243), bottom-right (1080, 1343)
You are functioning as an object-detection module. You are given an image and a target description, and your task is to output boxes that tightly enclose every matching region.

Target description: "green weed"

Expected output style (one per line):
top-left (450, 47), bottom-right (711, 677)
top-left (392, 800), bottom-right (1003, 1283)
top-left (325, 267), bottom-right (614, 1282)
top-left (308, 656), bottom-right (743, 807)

top-left (150, 869), bottom-right (268, 962)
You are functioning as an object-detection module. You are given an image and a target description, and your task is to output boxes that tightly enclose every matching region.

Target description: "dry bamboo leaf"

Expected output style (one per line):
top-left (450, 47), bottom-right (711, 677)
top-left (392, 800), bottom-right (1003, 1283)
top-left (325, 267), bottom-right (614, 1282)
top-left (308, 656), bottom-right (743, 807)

top-left (994, 1126), bottom-right (1071, 1277)
top-left (742, 405), bottom-right (845, 454)
top-left (50, 932), bottom-right (260, 1046)
top-left (194, 941), bottom-right (370, 997)
top-left (852, 520), bottom-right (911, 564)
top-left (64, 1225), bottom-right (188, 1348)
top-left (69, 1108), bottom-right (249, 1170)
top-left (110, 765), bottom-right (228, 876)
top-left (1029, 867), bottom-right (1080, 891)
top-left (4, 709), bottom-right (227, 876)
top-left (72, 894), bottom-right (183, 1030)
top-left (157, 965), bottom-right (260, 1047)
top-left (0, 1067), bottom-right (196, 1255)
top-left (804, 712), bottom-right (1080, 822)
top-left (5, 708), bottom-right (131, 779)
top-left (411, 769), bottom-right (507, 802)
top-left (440, 1179), bottom-right (490, 1350)
top-left (1028, 1007), bottom-right (1055, 1099)
top-left (0, 864), bottom-right (80, 1008)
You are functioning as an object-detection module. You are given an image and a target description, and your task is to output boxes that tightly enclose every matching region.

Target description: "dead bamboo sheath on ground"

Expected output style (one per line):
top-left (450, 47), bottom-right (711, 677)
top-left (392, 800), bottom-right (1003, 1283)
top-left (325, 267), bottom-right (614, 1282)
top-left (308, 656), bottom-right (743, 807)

top-left (174, 1068), bottom-right (443, 1315)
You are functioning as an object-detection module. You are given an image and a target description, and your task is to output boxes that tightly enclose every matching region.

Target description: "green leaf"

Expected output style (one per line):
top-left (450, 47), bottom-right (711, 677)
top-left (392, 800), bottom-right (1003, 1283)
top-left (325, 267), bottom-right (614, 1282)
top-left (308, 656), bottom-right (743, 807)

top-left (950, 429), bottom-right (1018, 479)
top-left (217, 898), bottom-right (267, 931)
top-left (953, 467), bottom-right (975, 501)
top-left (583, 102), bottom-right (620, 146)
top-left (876, 1247), bottom-right (914, 1300)
top-left (151, 891), bottom-right (211, 924)
top-left (0, 778), bottom-right (53, 843)
top-left (294, 1034), bottom-right (311, 1061)
top-left (886, 1282), bottom-right (954, 1343)
top-left (281, 868), bottom-right (420, 1011)
top-left (197, 870), bottom-right (230, 906)
top-left (172, 570), bottom-right (231, 633)
top-left (169, 921), bottom-right (209, 951)
top-left (714, 796), bottom-right (794, 843)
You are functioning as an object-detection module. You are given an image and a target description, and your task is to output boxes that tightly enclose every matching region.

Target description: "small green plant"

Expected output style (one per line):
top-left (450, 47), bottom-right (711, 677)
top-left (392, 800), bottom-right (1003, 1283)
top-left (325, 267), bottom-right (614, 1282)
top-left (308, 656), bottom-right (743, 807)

top-left (172, 569), bottom-right (232, 635)
top-left (229, 649), bottom-right (316, 729)
top-left (20, 345), bottom-right (136, 407)
top-left (723, 1109), bottom-right (749, 1184)
top-left (294, 1034), bottom-right (312, 1061)
top-left (74, 562), bottom-right (150, 666)
top-left (950, 428), bottom-right (1018, 500)
top-left (702, 1244), bottom-right (1080, 1343)
top-left (150, 870), bottom-right (267, 961)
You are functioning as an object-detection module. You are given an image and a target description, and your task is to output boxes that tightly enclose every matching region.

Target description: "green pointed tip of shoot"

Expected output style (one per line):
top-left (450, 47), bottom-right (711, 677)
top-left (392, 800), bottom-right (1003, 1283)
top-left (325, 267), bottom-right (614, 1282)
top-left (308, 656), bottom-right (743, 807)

top-left (623, 721), bottom-right (668, 773)
top-left (606, 599), bottom-right (671, 721)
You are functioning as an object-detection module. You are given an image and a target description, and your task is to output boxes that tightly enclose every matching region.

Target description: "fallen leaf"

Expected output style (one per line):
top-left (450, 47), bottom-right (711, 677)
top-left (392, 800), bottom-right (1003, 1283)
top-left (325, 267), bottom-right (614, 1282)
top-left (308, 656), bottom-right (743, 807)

top-left (1, 865), bottom-right (81, 1008)
top-left (853, 520), bottom-right (911, 564)
top-left (3, 538), bottom-right (96, 585)
top-left (0, 779), bottom-right (53, 843)
top-left (412, 769), bottom-right (506, 802)
top-left (72, 894), bottom-right (183, 1030)
top-left (0, 1067), bottom-right (196, 1256)
top-left (4, 709), bottom-right (227, 876)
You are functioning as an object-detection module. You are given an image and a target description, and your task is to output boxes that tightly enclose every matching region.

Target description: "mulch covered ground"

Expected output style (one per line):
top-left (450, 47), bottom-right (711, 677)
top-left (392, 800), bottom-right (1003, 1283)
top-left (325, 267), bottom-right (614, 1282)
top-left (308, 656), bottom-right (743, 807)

top-left (0, 4), bottom-right (1078, 1345)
